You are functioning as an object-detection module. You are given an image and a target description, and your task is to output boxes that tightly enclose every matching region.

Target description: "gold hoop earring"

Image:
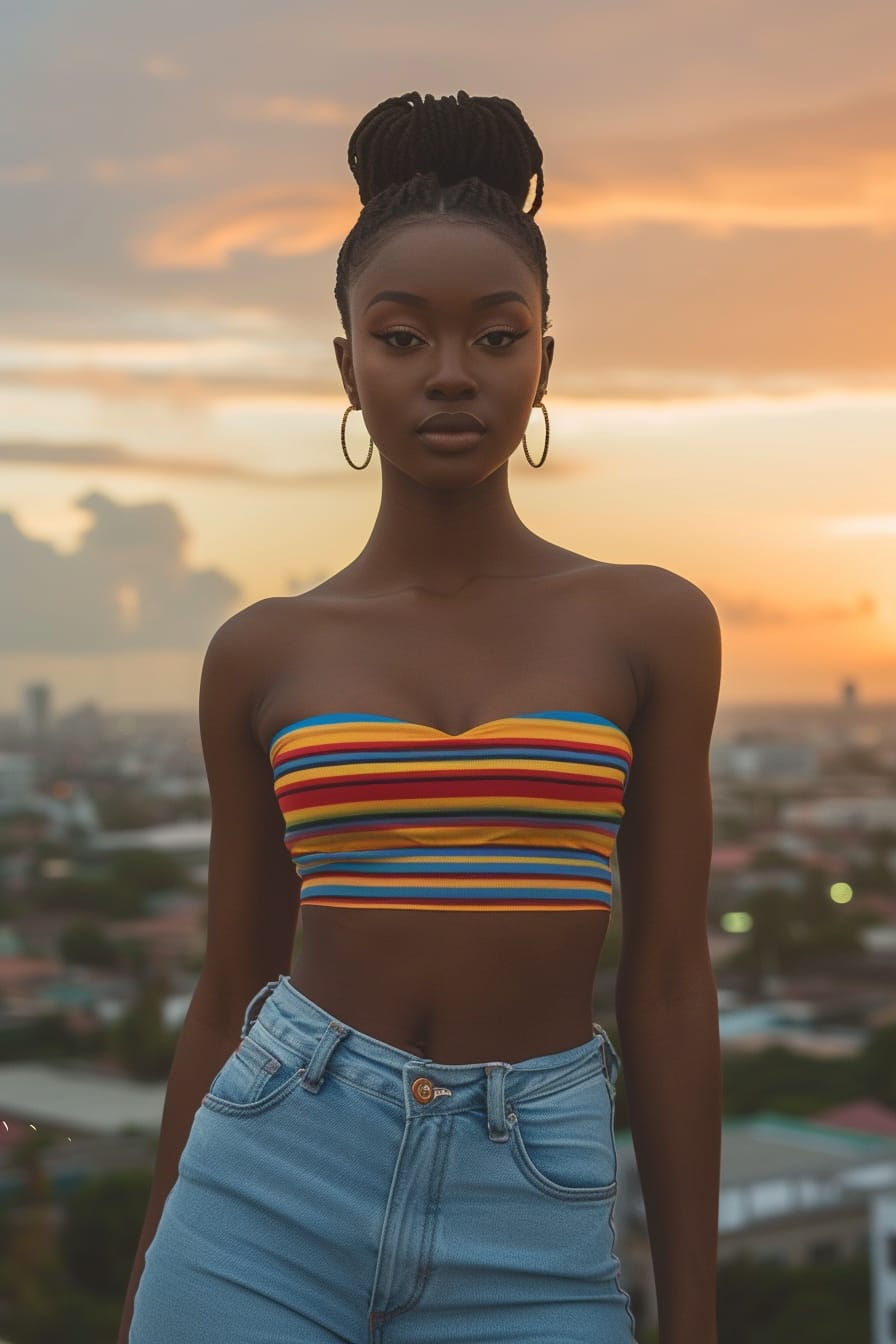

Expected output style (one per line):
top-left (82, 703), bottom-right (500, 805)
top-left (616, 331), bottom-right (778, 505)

top-left (522, 401), bottom-right (550, 468)
top-left (341, 405), bottom-right (373, 469)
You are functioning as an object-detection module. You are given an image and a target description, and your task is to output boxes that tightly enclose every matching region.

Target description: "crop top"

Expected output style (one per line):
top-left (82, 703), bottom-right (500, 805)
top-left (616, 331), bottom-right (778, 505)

top-left (268, 711), bottom-right (633, 912)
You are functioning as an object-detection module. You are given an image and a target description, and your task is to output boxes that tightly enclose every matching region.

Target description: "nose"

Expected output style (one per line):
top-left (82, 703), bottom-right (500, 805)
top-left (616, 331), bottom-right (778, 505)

top-left (422, 340), bottom-right (478, 398)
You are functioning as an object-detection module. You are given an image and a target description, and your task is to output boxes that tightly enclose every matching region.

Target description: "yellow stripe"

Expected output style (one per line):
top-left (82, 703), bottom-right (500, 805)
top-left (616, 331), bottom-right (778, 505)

top-left (299, 898), bottom-right (612, 911)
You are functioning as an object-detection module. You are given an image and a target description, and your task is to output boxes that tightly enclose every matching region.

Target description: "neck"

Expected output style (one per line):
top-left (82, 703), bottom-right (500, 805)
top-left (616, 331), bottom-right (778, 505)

top-left (347, 459), bottom-right (549, 595)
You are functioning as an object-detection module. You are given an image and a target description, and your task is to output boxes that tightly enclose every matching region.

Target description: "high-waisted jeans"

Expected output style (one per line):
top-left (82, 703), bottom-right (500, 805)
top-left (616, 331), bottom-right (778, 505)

top-left (129, 973), bottom-right (638, 1342)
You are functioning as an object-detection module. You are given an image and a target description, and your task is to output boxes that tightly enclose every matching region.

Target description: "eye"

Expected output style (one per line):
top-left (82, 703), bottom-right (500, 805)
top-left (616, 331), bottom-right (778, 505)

top-left (373, 328), bottom-right (422, 349)
top-left (478, 328), bottom-right (527, 349)
top-left (372, 328), bottom-right (528, 351)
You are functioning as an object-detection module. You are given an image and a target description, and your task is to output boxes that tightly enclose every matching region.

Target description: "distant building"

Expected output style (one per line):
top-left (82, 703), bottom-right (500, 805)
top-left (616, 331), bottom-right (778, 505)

top-left (87, 818), bottom-right (210, 861)
top-left (0, 954), bottom-right (62, 1012)
top-left (0, 766), bottom-right (99, 838)
top-left (0, 1061), bottom-right (168, 1140)
top-left (871, 1188), bottom-right (896, 1344)
top-left (111, 894), bottom-right (206, 973)
top-left (717, 1001), bottom-right (867, 1056)
top-left (0, 751), bottom-right (35, 810)
top-left (710, 737), bottom-right (818, 783)
top-left (56, 700), bottom-right (103, 734)
top-left (615, 1114), bottom-right (896, 1335)
top-left (781, 796), bottom-right (896, 834)
top-left (21, 681), bottom-right (52, 739)
top-left (814, 1101), bottom-right (896, 1140)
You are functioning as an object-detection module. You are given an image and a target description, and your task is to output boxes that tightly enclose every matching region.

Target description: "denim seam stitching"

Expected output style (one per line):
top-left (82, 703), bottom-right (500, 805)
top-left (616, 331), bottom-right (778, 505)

top-left (373, 1113), bottom-right (454, 1324)
top-left (506, 1061), bottom-right (606, 1107)
top-left (604, 1071), bottom-right (639, 1336)
top-left (201, 1066), bottom-right (309, 1117)
top-left (506, 1121), bottom-right (618, 1202)
top-left (248, 1023), bottom-right (407, 1109)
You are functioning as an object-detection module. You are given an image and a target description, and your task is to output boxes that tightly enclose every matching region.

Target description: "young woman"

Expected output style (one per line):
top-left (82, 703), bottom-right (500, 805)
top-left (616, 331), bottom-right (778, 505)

top-left (122, 90), bottom-right (722, 1344)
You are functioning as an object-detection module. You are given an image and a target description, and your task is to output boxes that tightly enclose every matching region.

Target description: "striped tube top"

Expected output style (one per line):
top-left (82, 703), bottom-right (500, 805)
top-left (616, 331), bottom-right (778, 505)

top-left (268, 711), bottom-right (633, 912)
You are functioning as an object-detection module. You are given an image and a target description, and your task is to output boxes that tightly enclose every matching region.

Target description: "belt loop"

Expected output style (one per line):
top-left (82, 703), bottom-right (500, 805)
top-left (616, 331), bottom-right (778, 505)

top-left (597, 1026), bottom-right (620, 1090)
top-left (300, 1018), bottom-right (349, 1094)
top-left (241, 979), bottom-right (279, 1039)
top-left (484, 1062), bottom-right (513, 1142)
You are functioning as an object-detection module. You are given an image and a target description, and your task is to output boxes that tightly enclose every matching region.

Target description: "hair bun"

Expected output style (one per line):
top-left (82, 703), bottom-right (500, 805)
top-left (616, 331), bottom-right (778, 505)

top-left (347, 90), bottom-right (544, 216)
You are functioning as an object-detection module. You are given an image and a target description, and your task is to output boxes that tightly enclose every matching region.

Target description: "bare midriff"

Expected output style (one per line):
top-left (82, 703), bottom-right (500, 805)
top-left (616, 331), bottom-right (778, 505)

top-left (288, 906), bottom-right (612, 1065)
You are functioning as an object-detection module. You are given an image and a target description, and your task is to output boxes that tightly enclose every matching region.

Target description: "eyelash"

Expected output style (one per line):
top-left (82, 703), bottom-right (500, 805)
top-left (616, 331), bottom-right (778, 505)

top-left (373, 327), bottom-right (528, 351)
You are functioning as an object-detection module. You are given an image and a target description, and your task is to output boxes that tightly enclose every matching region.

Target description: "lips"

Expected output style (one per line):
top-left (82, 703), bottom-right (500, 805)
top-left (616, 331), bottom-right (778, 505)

top-left (416, 412), bottom-right (486, 433)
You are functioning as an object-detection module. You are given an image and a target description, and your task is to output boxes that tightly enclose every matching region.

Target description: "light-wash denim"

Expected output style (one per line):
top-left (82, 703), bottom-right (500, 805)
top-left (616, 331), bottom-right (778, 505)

top-left (130, 973), bottom-right (638, 1342)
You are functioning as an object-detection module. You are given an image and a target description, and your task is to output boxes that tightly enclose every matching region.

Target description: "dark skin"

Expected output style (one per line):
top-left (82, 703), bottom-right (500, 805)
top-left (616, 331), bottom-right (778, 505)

top-left (258, 217), bottom-right (641, 1063)
top-left (332, 217), bottom-right (554, 595)
top-left (197, 216), bottom-right (722, 1340)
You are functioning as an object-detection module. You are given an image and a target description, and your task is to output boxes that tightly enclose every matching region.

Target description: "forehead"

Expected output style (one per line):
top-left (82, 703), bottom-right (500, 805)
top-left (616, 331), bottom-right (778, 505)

top-left (349, 218), bottom-right (537, 314)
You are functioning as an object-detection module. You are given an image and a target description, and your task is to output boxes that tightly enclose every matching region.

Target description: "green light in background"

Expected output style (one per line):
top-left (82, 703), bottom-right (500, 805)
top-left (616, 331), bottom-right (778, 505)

top-left (721, 911), bottom-right (753, 933)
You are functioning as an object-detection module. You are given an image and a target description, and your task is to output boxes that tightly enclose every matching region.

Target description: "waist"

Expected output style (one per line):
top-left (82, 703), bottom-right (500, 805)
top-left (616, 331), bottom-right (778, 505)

top-left (243, 974), bottom-right (617, 1100)
top-left (290, 906), bottom-right (611, 1063)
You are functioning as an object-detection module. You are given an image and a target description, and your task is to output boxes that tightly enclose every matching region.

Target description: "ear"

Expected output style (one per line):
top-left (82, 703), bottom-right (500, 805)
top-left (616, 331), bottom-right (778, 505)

top-left (333, 336), bottom-right (357, 404)
top-left (539, 335), bottom-right (555, 399)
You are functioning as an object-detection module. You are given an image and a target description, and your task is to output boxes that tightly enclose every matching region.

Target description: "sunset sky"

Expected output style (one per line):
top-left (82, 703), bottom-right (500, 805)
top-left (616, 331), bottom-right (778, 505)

top-left (2, 0), bottom-right (895, 715)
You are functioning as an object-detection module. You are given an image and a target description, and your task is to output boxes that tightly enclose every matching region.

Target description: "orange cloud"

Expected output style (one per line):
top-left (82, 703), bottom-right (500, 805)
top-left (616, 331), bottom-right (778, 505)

top-left (0, 364), bottom-right (314, 404)
top-left (134, 182), bottom-right (357, 269)
top-left (229, 96), bottom-right (356, 127)
top-left (544, 88), bottom-right (896, 237)
top-left (133, 87), bottom-right (896, 274)
top-left (92, 155), bottom-right (194, 183)
top-left (4, 363), bottom-right (894, 409)
top-left (722, 593), bottom-right (877, 626)
top-left (143, 56), bottom-right (188, 81)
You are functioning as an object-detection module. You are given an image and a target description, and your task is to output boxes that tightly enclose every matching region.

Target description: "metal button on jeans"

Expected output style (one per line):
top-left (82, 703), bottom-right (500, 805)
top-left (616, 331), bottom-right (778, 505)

top-left (411, 1077), bottom-right (434, 1103)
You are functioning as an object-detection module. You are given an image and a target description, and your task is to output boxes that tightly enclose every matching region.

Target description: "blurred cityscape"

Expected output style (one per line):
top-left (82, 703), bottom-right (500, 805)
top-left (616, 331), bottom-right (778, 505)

top-left (1, 678), bottom-right (896, 1341)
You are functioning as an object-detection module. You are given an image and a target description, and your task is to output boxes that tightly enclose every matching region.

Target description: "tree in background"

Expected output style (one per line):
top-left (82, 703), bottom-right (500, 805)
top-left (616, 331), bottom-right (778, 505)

top-left (108, 973), bottom-right (179, 1079)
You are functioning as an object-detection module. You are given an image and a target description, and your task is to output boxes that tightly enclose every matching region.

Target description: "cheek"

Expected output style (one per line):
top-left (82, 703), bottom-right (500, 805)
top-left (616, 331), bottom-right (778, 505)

top-left (353, 351), bottom-right (416, 401)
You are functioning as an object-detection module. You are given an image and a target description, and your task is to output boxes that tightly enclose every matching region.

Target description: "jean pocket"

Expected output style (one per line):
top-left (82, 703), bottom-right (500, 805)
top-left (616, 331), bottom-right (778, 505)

top-left (506, 1066), bottom-right (618, 1202)
top-left (202, 1023), bottom-right (308, 1118)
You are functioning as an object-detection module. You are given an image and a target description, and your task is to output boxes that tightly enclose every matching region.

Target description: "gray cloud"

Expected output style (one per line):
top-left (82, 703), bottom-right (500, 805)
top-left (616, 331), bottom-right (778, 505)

top-left (0, 434), bottom-right (592, 482)
top-left (0, 437), bottom-right (325, 484)
top-left (0, 491), bottom-right (241, 652)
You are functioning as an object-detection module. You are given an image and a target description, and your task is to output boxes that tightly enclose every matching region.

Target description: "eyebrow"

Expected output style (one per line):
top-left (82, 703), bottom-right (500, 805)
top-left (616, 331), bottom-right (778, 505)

top-left (363, 289), bottom-right (531, 314)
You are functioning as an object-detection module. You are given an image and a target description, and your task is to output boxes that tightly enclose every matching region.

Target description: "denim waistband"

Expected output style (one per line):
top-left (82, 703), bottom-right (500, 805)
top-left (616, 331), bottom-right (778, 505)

top-left (240, 974), bottom-right (620, 1128)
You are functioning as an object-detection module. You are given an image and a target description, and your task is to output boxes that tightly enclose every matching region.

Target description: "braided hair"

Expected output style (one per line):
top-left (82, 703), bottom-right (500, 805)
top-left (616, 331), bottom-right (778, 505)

top-left (334, 91), bottom-right (550, 336)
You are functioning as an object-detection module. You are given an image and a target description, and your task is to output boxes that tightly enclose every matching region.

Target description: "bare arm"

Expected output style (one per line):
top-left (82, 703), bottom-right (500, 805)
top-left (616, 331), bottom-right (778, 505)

top-left (117, 601), bottom-right (301, 1343)
top-left (614, 568), bottom-right (723, 1344)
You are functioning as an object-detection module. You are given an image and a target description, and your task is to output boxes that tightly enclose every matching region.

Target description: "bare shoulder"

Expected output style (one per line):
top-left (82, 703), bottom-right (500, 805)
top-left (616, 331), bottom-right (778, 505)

top-left (619, 564), bottom-right (722, 727)
top-left (613, 564), bottom-right (722, 992)
top-left (200, 596), bottom-right (297, 745)
top-left (203, 594), bottom-right (289, 658)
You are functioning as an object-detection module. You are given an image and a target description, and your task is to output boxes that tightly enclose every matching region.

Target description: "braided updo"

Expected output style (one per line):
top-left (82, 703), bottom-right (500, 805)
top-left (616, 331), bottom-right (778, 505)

top-left (334, 91), bottom-right (550, 336)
